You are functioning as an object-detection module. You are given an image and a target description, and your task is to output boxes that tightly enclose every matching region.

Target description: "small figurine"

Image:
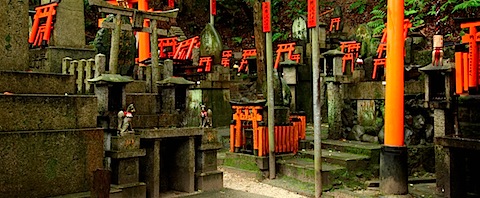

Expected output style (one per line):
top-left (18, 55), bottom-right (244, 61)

top-left (432, 35), bottom-right (444, 66)
top-left (118, 104), bottom-right (136, 136)
top-left (200, 105), bottom-right (213, 128)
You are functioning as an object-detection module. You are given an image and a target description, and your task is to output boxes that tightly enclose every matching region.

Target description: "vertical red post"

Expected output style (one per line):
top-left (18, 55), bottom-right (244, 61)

top-left (455, 49), bottom-right (464, 95)
top-left (230, 121), bottom-right (235, 152)
top-left (138, 0), bottom-right (149, 65)
top-left (384, 0), bottom-right (405, 147)
top-left (463, 52), bottom-right (469, 91)
top-left (381, 0), bottom-right (408, 195)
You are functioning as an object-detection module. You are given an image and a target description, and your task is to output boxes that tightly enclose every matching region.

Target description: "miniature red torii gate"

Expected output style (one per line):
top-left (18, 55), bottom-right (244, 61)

top-left (29, 2), bottom-right (59, 47)
top-left (455, 21), bottom-right (480, 95)
top-left (372, 19), bottom-right (411, 79)
top-left (158, 37), bottom-right (178, 59)
top-left (221, 50), bottom-right (233, 67)
top-left (238, 49), bottom-right (257, 72)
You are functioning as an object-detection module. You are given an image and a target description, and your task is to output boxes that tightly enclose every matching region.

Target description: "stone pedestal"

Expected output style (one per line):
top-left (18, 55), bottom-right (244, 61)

top-left (195, 129), bottom-right (224, 192)
top-left (434, 108), bottom-right (454, 194)
top-left (0, 0), bottom-right (29, 71)
top-left (108, 134), bottom-right (147, 198)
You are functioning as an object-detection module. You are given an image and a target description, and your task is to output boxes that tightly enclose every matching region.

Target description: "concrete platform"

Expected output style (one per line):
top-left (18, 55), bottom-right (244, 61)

top-left (299, 149), bottom-right (370, 171)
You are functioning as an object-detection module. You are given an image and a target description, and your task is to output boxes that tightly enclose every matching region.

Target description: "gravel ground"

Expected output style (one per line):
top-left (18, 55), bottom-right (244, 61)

top-left (221, 168), bottom-right (307, 198)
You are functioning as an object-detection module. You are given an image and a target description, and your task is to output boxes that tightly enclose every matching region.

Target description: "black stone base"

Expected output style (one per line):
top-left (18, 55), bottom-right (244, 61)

top-left (380, 145), bottom-right (408, 195)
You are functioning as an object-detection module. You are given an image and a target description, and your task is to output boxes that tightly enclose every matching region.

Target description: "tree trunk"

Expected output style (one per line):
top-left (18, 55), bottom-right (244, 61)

top-left (253, 0), bottom-right (266, 92)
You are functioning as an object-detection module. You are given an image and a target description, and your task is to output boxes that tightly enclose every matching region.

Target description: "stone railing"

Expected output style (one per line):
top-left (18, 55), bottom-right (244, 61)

top-left (62, 57), bottom-right (97, 94)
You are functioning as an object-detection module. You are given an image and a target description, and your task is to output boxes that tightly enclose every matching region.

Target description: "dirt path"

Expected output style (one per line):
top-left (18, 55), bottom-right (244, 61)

top-left (221, 167), bottom-right (307, 198)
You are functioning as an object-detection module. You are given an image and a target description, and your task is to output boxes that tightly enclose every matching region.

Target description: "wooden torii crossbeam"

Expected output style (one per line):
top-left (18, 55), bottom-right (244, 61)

top-left (88, 0), bottom-right (178, 90)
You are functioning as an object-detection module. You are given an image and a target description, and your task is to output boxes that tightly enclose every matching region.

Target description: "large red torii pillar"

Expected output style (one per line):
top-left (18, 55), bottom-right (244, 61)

top-left (380, 0), bottom-right (408, 195)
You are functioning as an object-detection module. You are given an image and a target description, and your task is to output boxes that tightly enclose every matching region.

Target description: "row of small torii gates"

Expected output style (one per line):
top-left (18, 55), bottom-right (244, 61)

top-left (28, 0), bottom-right (480, 87)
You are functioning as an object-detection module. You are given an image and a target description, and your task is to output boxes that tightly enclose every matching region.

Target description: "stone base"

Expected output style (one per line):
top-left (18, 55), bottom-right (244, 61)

top-left (113, 182), bottom-right (147, 198)
top-left (195, 171), bottom-right (224, 192)
top-left (29, 46), bottom-right (95, 73)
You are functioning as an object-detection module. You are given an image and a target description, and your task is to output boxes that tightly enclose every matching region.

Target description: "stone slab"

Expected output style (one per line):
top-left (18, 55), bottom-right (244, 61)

top-left (111, 158), bottom-right (140, 185)
top-left (346, 80), bottom-right (424, 100)
top-left (0, 70), bottom-right (76, 94)
top-left (113, 182), bottom-right (147, 198)
top-left (195, 171), bottom-right (224, 192)
top-left (52, 0), bottom-right (86, 47)
top-left (125, 80), bottom-right (148, 93)
top-left (126, 93), bottom-right (158, 115)
top-left (0, 94), bottom-right (97, 132)
top-left (0, 128), bottom-right (103, 198)
top-left (29, 46), bottom-right (95, 73)
top-left (107, 149), bottom-right (146, 159)
top-left (111, 134), bottom-right (141, 151)
top-left (0, 0), bottom-right (29, 71)
top-left (137, 127), bottom-right (204, 139)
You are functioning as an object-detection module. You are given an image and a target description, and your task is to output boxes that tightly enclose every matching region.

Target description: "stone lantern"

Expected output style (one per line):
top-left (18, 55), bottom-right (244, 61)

top-left (322, 49), bottom-right (344, 78)
top-left (321, 49), bottom-right (347, 139)
top-left (419, 62), bottom-right (454, 109)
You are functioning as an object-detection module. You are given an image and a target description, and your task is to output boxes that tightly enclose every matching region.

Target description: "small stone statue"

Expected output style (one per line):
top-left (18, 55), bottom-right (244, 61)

top-left (117, 104), bottom-right (136, 136)
top-left (200, 105), bottom-right (213, 128)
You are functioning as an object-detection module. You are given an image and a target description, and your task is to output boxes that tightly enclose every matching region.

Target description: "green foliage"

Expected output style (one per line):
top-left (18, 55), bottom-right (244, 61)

top-left (404, 0), bottom-right (427, 29)
top-left (453, 0), bottom-right (480, 12)
top-left (367, 10), bottom-right (386, 35)
top-left (232, 37), bottom-right (243, 45)
top-left (350, 0), bottom-right (368, 14)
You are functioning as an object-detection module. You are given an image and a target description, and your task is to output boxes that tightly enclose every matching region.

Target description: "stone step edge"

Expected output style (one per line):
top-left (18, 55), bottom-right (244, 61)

top-left (300, 149), bottom-right (370, 161)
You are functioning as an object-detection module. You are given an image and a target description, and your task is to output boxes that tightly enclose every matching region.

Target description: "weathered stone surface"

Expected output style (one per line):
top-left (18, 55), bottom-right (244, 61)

top-left (346, 81), bottom-right (424, 100)
top-left (52, 0), bottom-right (86, 47)
top-left (137, 128), bottom-right (204, 139)
top-left (111, 158), bottom-right (140, 185)
top-left (200, 24), bottom-right (223, 64)
top-left (327, 82), bottom-right (343, 139)
top-left (0, 0), bottom-right (29, 71)
top-left (202, 89), bottom-right (232, 127)
top-left (195, 171), bottom-right (223, 192)
top-left (0, 95), bottom-right (97, 132)
top-left (126, 93), bottom-right (158, 115)
top-left (111, 134), bottom-right (141, 151)
top-left (126, 81), bottom-right (148, 93)
top-left (0, 129), bottom-right (103, 198)
top-left (113, 183), bottom-right (147, 198)
top-left (0, 71), bottom-right (75, 94)
top-left (29, 46), bottom-right (96, 73)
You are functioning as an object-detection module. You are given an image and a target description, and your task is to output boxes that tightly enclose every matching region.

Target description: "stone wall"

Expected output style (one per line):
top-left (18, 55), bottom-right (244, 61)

top-left (0, 71), bottom-right (75, 94)
top-left (0, 0), bottom-right (29, 71)
top-left (0, 129), bottom-right (103, 198)
top-left (0, 95), bottom-right (97, 132)
top-left (51, 0), bottom-right (86, 47)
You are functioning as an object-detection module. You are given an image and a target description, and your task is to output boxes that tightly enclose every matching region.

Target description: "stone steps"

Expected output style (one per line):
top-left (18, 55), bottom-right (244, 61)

top-left (0, 94), bottom-right (97, 132)
top-left (276, 158), bottom-right (345, 185)
top-left (299, 149), bottom-right (370, 171)
top-left (321, 139), bottom-right (382, 165)
top-left (0, 70), bottom-right (76, 95)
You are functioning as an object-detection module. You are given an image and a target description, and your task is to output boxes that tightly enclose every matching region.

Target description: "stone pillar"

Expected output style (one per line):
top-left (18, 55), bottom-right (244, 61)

top-left (434, 108), bottom-right (454, 194)
top-left (52, 0), bottom-right (86, 47)
top-left (163, 59), bottom-right (174, 78)
top-left (142, 139), bottom-right (160, 198)
top-left (327, 82), bottom-right (343, 139)
top-left (283, 63), bottom-right (298, 112)
top-left (0, 0), bottom-right (29, 71)
top-left (160, 85), bottom-right (176, 114)
top-left (195, 129), bottom-right (224, 192)
top-left (172, 137), bottom-right (195, 192)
